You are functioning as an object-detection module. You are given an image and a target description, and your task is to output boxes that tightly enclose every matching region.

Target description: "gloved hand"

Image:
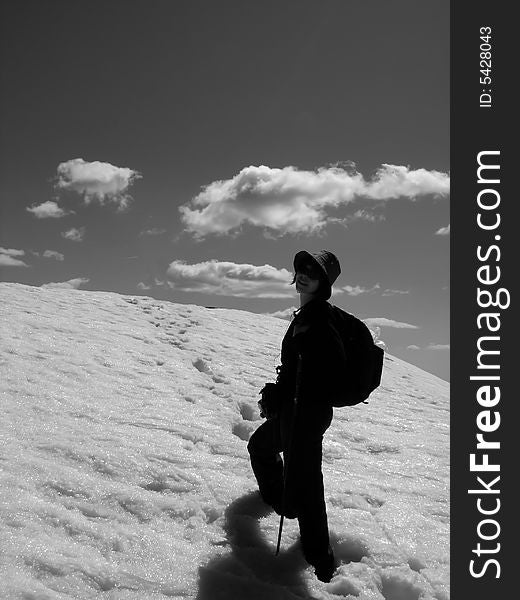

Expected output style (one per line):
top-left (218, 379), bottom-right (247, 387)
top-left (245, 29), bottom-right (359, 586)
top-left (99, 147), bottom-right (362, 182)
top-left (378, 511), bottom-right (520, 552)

top-left (258, 382), bottom-right (281, 419)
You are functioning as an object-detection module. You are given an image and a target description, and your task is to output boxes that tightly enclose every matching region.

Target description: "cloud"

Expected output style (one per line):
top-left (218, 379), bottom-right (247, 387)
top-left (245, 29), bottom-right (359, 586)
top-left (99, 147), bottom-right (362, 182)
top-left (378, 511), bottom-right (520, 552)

top-left (0, 247), bottom-right (29, 267)
top-left (363, 317), bottom-right (419, 329)
top-left (337, 284), bottom-right (409, 297)
top-left (139, 228), bottom-right (167, 237)
top-left (166, 260), bottom-right (294, 298)
top-left (326, 210), bottom-right (386, 229)
top-left (364, 164), bottom-right (450, 200)
top-left (435, 224), bottom-right (450, 236)
top-left (407, 345), bottom-right (421, 351)
top-left (41, 278), bottom-right (90, 290)
top-left (43, 250), bottom-right (65, 261)
top-left (352, 209), bottom-right (385, 222)
top-left (382, 288), bottom-right (410, 297)
top-left (179, 163), bottom-right (450, 238)
top-left (55, 158), bottom-right (141, 211)
top-left (137, 282), bottom-right (152, 290)
top-left (0, 255), bottom-right (29, 267)
top-left (26, 200), bottom-right (70, 219)
top-left (61, 227), bottom-right (85, 242)
top-left (426, 343), bottom-right (450, 351)
top-left (340, 283), bottom-right (381, 296)
top-left (0, 247), bottom-right (25, 257)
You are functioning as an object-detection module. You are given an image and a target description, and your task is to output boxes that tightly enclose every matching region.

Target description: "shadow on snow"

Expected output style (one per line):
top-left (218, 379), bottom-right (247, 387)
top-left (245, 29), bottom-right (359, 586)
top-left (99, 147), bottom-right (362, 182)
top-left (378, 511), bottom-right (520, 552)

top-left (197, 491), bottom-right (310, 600)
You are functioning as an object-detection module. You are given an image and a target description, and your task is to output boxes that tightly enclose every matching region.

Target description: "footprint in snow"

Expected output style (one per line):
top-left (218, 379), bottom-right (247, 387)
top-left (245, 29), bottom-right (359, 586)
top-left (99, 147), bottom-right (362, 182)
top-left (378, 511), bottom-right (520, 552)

top-left (193, 358), bottom-right (230, 384)
top-left (232, 421), bottom-right (252, 442)
top-left (238, 401), bottom-right (257, 422)
top-left (193, 358), bottom-right (213, 375)
top-left (331, 531), bottom-right (370, 564)
top-left (365, 442), bottom-right (400, 455)
top-left (168, 339), bottom-right (186, 350)
top-left (140, 480), bottom-right (171, 493)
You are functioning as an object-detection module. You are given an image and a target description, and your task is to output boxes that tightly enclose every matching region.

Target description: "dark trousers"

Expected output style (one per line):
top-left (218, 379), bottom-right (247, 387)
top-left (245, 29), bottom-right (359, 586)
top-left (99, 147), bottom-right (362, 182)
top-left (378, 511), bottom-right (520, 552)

top-left (247, 401), bottom-right (333, 564)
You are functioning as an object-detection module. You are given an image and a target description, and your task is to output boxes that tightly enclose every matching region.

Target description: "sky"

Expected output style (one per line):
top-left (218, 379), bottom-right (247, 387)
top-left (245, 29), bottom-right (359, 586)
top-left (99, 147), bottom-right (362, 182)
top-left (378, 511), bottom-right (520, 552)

top-left (0, 0), bottom-right (450, 380)
top-left (1, 282), bottom-right (450, 598)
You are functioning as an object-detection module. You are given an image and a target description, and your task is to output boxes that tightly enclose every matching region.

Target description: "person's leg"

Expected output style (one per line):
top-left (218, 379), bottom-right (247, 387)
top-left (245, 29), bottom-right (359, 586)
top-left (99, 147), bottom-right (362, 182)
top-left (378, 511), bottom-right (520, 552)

top-left (247, 419), bottom-right (284, 507)
top-left (293, 433), bottom-right (329, 562)
top-left (289, 406), bottom-right (335, 576)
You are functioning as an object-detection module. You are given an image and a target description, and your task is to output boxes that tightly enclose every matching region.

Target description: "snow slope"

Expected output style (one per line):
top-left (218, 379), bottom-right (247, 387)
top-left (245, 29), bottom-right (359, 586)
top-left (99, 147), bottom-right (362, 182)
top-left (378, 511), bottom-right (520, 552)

top-left (0, 283), bottom-right (449, 600)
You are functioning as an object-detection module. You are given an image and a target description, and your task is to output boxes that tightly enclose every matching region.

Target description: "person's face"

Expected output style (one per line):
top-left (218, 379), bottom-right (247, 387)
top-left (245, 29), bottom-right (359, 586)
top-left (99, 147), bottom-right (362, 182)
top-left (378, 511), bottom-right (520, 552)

top-left (295, 262), bottom-right (322, 295)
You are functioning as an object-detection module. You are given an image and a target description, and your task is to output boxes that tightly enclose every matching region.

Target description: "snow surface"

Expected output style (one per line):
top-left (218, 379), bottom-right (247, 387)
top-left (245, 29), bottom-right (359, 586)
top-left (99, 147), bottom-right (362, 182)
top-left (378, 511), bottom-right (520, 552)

top-left (0, 283), bottom-right (449, 600)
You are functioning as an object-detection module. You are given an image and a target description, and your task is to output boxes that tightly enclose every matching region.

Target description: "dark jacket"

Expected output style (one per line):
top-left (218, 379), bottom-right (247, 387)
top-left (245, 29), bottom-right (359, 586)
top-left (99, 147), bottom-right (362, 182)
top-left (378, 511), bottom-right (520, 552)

top-left (276, 299), bottom-right (346, 407)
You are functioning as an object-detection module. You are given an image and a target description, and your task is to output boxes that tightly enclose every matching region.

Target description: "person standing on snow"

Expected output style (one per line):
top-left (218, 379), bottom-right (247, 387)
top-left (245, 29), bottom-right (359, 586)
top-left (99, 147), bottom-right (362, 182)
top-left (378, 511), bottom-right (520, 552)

top-left (247, 250), bottom-right (344, 583)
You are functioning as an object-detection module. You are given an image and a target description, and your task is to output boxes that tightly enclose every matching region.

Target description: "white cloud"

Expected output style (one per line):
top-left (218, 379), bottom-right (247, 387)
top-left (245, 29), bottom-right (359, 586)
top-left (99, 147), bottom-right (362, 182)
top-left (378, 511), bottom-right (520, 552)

top-left (179, 163), bottom-right (450, 238)
top-left (139, 228), bottom-right (167, 237)
top-left (435, 224), bottom-right (450, 236)
top-left (55, 158), bottom-right (141, 211)
top-left (26, 201), bottom-right (69, 219)
top-left (363, 317), bottom-right (419, 329)
top-left (340, 283), bottom-right (381, 296)
top-left (0, 255), bottom-right (29, 267)
top-left (364, 164), bottom-right (450, 200)
top-left (41, 278), bottom-right (90, 290)
top-left (337, 284), bottom-right (409, 298)
top-left (326, 210), bottom-right (386, 229)
top-left (0, 247), bottom-right (25, 257)
top-left (0, 247), bottom-right (29, 267)
top-left (354, 209), bottom-right (384, 222)
top-left (427, 343), bottom-right (450, 351)
top-left (382, 288), bottom-right (410, 297)
top-left (0, 255), bottom-right (28, 268)
top-left (61, 227), bottom-right (85, 242)
top-left (43, 250), bottom-right (65, 261)
top-left (407, 345), bottom-right (421, 351)
top-left (137, 282), bottom-right (152, 290)
top-left (166, 260), bottom-right (294, 298)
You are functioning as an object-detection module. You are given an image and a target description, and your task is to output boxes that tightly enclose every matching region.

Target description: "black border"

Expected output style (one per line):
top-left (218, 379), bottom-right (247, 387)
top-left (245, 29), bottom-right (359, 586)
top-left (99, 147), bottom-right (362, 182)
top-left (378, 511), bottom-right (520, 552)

top-left (451, 1), bottom-right (514, 596)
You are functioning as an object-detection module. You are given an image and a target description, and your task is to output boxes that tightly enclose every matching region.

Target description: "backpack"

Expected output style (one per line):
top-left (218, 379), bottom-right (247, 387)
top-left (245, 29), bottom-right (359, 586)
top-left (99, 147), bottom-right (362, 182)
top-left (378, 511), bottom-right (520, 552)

top-left (328, 305), bottom-right (384, 407)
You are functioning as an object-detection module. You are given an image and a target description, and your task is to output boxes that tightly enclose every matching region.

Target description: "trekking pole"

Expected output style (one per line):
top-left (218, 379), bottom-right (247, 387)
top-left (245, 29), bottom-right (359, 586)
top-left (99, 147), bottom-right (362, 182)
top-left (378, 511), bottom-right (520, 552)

top-left (275, 354), bottom-right (303, 556)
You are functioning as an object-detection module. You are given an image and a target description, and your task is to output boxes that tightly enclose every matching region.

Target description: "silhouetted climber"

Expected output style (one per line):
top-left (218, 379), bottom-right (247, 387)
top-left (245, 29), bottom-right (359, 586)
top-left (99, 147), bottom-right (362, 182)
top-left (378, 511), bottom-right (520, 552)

top-left (248, 250), bottom-right (344, 583)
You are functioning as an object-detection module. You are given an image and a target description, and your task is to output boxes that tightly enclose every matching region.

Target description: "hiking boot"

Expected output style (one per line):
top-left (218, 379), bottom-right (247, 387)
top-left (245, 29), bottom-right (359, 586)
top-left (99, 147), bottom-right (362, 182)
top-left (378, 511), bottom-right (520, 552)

top-left (312, 550), bottom-right (337, 583)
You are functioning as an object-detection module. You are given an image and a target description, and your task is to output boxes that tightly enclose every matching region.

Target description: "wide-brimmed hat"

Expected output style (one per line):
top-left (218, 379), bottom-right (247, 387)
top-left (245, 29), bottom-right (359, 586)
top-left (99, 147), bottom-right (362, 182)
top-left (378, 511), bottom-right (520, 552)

top-left (293, 250), bottom-right (341, 299)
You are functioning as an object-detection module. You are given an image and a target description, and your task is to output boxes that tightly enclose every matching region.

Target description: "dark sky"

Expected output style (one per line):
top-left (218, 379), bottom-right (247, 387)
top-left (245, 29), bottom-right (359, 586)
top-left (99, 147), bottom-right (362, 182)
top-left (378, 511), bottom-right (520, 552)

top-left (0, 0), bottom-right (450, 380)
